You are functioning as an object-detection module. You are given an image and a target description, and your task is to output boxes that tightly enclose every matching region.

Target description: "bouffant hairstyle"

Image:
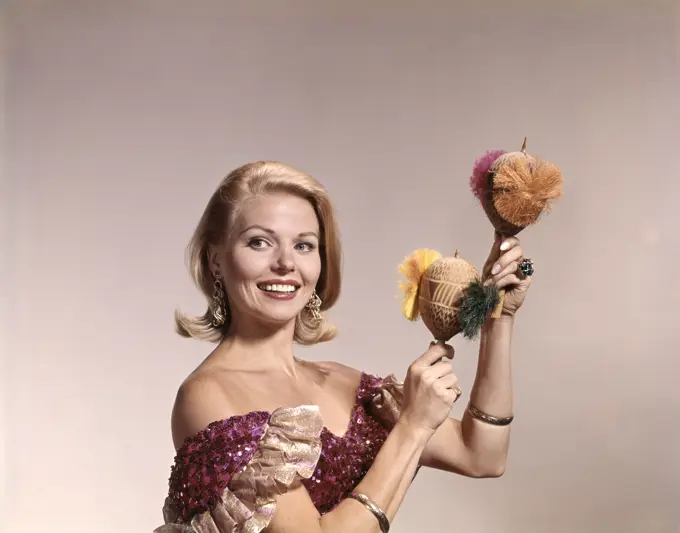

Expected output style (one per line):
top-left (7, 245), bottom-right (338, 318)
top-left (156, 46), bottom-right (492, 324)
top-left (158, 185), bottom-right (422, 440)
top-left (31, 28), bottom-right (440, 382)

top-left (175, 161), bottom-right (342, 346)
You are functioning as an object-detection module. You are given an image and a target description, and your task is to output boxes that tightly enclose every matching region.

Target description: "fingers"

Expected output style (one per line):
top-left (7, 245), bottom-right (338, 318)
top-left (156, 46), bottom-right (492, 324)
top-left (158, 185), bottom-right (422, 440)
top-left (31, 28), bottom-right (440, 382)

top-left (405, 342), bottom-right (463, 419)
top-left (485, 259), bottom-right (519, 286)
top-left (499, 235), bottom-right (520, 253)
top-left (438, 374), bottom-right (463, 404)
top-left (436, 373), bottom-right (458, 390)
top-left (442, 388), bottom-right (462, 404)
top-left (425, 359), bottom-right (453, 380)
top-left (489, 244), bottom-right (522, 277)
top-left (429, 367), bottom-right (461, 403)
top-left (409, 343), bottom-right (455, 385)
top-left (486, 241), bottom-right (532, 289)
top-left (495, 273), bottom-right (526, 290)
top-left (418, 342), bottom-right (454, 367)
top-left (485, 235), bottom-right (521, 276)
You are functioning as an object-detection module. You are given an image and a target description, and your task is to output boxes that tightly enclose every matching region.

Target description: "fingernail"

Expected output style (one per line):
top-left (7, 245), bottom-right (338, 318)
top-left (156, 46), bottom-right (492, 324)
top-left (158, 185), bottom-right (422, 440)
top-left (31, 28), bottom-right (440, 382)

top-left (491, 264), bottom-right (501, 275)
top-left (500, 241), bottom-right (509, 251)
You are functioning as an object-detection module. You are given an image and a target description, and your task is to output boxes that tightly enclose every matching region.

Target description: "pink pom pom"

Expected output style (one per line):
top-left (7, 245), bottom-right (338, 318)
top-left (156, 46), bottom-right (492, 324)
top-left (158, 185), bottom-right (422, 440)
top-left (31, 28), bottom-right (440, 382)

top-left (470, 149), bottom-right (505, 203)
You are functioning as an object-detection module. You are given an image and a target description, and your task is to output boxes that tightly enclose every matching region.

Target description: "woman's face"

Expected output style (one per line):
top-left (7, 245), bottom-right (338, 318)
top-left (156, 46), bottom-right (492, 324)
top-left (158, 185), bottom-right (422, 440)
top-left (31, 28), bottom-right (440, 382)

top-left (217, 192), bottom-right (322, 329)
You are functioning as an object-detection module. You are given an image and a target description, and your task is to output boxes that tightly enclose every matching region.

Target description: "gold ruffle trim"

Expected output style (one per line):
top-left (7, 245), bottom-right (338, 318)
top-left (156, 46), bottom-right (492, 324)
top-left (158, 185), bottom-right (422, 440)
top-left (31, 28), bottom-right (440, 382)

top-left (369, 374), bottom-right (404, 429)
top-left (154, 405), bottom-right (323, 533)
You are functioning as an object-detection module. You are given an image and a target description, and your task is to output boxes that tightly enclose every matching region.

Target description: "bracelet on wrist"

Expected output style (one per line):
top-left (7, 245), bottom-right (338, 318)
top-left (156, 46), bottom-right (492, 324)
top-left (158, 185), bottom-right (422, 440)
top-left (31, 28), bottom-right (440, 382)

top-left (348, 491), bottom-right (390, 533)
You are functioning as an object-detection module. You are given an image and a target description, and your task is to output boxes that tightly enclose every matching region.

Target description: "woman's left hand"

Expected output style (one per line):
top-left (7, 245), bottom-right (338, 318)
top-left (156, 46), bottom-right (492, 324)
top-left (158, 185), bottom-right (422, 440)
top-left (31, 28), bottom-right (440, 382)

top-left (482, 233), bottom-right (532, 317)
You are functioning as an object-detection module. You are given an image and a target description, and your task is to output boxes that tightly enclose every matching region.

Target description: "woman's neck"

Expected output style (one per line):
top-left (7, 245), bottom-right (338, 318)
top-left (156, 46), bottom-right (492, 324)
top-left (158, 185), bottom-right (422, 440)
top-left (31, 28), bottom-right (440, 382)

top-left (212, 319), bottom-right (300, 378)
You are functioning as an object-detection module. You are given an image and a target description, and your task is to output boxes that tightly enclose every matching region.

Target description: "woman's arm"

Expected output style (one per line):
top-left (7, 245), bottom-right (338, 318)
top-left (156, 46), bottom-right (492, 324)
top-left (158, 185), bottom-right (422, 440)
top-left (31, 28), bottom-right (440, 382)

top-left (271, 343), bottom-right (456, 533)
top-left (418, 235), bottom-right (529, 478)
top-left (269, 417), bottom-right (432, 533)
top-left (419, 315), bottom-right (514, 477)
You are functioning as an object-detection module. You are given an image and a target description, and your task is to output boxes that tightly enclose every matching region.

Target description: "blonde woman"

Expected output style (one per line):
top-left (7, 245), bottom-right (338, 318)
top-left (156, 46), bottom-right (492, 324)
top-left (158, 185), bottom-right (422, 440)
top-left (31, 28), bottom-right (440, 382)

top-left (155, 161), bottom-right (531, 533)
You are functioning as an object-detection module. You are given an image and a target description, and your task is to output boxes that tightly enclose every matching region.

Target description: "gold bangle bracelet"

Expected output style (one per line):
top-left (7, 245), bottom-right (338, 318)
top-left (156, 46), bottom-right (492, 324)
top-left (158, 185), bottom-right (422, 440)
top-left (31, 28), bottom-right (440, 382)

top-left (348, 491), bottom-right (390, 533)
top-left (467, 403), bottom-right (514, 426)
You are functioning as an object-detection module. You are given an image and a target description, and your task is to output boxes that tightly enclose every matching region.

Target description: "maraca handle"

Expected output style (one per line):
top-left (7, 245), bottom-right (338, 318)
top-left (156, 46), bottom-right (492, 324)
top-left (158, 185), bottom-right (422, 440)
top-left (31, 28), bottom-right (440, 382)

top-left (489, 230), bottom-right (506, 319)
top-left (430, 339), bottom-right (451, 363)
top-left (490, 289), bottom-right (506, 319)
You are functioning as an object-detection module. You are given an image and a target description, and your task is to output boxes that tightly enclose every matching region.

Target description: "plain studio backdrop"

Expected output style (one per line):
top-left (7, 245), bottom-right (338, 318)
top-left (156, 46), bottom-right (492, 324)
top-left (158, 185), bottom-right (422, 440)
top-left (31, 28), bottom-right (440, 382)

top-left (2, 1), bottom-right (679, 532)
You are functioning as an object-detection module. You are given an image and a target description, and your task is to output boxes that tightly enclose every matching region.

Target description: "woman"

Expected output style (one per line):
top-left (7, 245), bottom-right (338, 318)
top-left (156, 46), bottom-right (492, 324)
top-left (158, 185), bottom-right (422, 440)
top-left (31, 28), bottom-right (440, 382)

top-left (155, 161), bottom-right (531, 533)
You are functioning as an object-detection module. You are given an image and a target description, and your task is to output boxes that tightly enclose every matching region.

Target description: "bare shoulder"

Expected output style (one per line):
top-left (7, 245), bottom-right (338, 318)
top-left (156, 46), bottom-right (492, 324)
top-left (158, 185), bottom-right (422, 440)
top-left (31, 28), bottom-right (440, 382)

top-left (312, 360), bottom-right (363, 393)
top-left (315, 359), bottom-right (362, 379)
top-left (170, 370), bottom-right (236, 450)
top-left (315, 361), bottom-right (361, 382)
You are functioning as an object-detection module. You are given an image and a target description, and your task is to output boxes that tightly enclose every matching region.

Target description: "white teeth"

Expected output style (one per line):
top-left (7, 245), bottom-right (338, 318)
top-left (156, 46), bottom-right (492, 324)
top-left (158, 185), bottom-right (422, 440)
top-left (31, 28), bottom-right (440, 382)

top-left (261, 284), bottom-right (298, 293)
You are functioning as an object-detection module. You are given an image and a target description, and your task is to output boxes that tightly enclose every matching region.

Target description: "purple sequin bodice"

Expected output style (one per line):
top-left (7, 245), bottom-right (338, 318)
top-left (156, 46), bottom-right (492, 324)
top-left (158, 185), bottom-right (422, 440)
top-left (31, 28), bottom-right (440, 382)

top-left (301, 372), bottom-right (389, 514)
top-left (165, 373), bottom-right (391, 521)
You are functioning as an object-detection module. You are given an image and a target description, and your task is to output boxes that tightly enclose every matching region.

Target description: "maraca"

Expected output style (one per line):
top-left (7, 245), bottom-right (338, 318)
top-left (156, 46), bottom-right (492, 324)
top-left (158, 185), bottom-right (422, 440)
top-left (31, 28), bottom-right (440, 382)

top-left (469, 138), bottom-right (563, 317)
top-left (398, 248), bottom-right (499, 342)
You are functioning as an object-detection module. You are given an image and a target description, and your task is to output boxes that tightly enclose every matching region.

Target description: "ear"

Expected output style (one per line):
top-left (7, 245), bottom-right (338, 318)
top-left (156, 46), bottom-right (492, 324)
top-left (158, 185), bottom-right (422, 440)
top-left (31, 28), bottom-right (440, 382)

top-left (207, 244), bottom-right (223, 278)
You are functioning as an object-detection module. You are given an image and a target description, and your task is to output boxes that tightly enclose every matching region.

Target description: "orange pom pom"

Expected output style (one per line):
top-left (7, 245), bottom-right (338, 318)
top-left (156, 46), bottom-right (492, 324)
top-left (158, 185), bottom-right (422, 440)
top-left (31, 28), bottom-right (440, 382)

top-left (482, 138), bottom-right (564, 235)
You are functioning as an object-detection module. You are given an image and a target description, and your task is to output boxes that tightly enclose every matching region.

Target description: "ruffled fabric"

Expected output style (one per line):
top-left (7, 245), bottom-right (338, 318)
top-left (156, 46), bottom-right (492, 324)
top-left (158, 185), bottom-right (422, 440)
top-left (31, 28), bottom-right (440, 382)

top-left (369, 374), bottom-right (405, 429)
top-left (154, 373), bottom-right (407, 532)
top-left (155, 406), bottom-right (323, 533)
top-left (369, 374), bottom-right (421, 481)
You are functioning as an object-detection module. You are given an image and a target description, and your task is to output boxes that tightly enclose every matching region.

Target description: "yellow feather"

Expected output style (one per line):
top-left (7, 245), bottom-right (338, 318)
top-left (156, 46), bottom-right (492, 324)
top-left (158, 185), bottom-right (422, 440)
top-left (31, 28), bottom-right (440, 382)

top-left (397, 248), bottom-right (442, 321)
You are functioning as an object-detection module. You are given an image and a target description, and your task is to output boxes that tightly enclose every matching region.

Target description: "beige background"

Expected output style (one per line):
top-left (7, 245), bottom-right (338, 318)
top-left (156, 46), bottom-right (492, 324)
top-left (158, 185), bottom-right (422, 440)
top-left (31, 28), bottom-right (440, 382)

top-left (2, 1), bottom-right (680, 532)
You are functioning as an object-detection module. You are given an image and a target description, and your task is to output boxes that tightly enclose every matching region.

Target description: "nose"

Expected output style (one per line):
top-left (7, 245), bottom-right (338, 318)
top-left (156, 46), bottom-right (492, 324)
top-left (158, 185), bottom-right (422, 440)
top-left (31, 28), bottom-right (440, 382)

top-left (272, 247), bottom-right (295, 273)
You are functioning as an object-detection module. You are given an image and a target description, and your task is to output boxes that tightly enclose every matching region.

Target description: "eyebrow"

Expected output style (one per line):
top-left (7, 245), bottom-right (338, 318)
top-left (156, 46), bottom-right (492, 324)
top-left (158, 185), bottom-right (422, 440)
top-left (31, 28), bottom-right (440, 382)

top-left (239, 225), bottom-right (319, 239)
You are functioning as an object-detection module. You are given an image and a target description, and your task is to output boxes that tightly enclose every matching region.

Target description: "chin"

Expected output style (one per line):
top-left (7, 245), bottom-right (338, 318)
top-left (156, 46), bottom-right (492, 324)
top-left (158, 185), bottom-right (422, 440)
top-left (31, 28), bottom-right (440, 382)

top-left (250, 314), bottom-right (298, 334)
top-left (253, 303), bottom-right (303, 329)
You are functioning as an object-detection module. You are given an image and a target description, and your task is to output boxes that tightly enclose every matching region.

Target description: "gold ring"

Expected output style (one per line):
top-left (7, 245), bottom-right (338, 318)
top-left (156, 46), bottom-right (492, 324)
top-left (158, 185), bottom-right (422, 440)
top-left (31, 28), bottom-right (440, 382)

top-left (452, 386), bottom-right (462, 402)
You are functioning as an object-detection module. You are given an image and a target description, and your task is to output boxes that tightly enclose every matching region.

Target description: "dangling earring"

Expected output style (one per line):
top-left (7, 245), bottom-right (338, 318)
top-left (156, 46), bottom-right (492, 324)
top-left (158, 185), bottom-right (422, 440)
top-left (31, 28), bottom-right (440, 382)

top-left (212, 274), bottom-right (227, 327)
top-left (305, 290), bottom-right (323, 326)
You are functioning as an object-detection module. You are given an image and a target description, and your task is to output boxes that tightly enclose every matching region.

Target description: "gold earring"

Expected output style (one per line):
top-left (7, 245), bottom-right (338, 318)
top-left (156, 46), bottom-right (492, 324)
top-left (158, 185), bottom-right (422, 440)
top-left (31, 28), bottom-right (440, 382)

top-left (305, 290), bottom-right (323, 326)
top-left (212, 277), bottom-right (227, 327)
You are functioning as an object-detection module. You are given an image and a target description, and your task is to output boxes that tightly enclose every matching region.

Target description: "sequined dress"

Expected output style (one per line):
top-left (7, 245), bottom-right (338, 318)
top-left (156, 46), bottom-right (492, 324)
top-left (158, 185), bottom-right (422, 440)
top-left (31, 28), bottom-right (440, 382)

top-left (154, 372), bottom-right (404, 533)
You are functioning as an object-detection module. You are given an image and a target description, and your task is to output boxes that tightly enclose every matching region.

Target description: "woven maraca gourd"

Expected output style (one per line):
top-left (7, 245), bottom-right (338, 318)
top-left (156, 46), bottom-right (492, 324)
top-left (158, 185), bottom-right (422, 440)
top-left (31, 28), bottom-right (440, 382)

top-left (469, 138), bottom-right (563, 317)
top-left (399, 249), bottom-right (499, 342)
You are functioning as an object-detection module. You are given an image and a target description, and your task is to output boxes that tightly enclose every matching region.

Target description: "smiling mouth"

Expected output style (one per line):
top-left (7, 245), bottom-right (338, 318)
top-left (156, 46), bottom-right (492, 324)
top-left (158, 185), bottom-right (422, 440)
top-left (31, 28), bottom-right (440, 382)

top-left (257, 283), bottom-right (300, 294)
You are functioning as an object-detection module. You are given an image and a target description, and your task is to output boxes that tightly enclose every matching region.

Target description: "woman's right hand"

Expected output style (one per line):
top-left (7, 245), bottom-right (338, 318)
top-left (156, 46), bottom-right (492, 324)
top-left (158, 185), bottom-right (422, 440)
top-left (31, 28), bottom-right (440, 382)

top-left (399, 342), bottom-right (459, 435)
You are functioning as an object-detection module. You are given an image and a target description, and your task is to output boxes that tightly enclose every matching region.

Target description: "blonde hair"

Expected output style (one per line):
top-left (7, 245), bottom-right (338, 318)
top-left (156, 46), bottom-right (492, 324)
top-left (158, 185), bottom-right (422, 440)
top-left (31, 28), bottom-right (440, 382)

top-left (175, 161), bottom-right (342, 346)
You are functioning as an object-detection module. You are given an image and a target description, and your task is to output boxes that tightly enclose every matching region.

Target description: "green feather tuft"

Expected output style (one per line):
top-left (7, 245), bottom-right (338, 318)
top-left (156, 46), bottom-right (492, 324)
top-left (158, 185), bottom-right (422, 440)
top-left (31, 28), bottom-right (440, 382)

top-left (458, 280), bottom-right (500, 340)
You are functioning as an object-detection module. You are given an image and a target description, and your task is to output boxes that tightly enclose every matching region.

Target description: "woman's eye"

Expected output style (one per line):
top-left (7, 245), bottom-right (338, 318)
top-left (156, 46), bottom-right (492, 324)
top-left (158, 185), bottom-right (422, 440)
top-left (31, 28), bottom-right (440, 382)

top-left (295, 242), bottom-right (316, 252)
top-left (248, 238), bottom-right (269, 249)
